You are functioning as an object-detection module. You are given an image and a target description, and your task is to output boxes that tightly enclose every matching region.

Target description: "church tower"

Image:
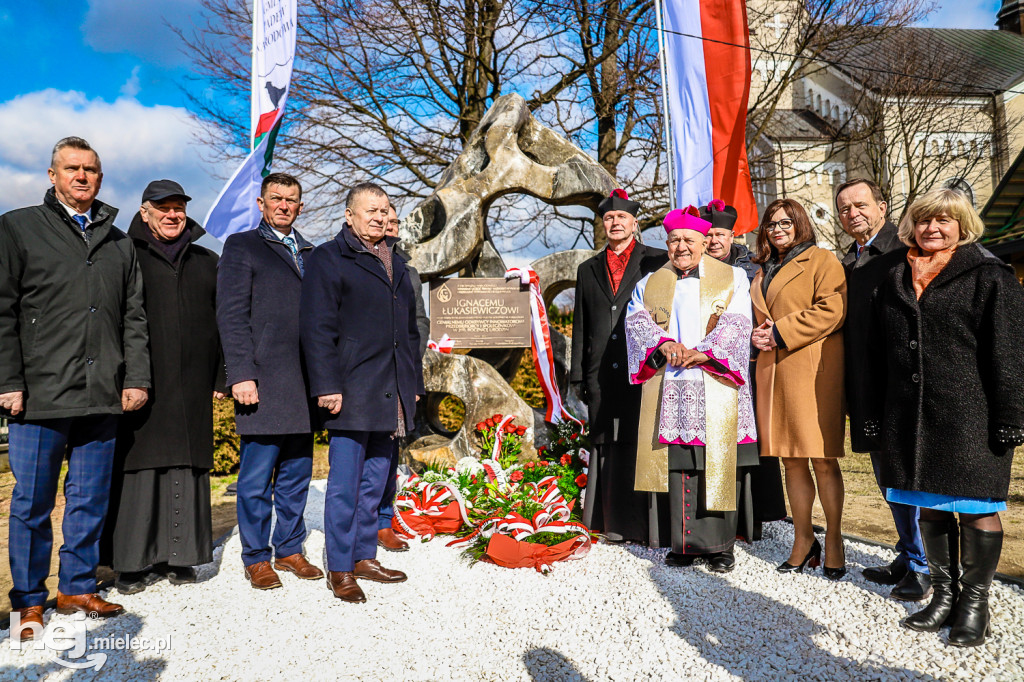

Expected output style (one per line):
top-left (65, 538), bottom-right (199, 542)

top-left (998, 0), bottom-right (1024, 34)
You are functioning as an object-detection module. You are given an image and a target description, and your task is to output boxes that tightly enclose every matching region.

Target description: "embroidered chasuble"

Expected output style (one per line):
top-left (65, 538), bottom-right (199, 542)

top-left (624, 256), bottom-right (757, 511)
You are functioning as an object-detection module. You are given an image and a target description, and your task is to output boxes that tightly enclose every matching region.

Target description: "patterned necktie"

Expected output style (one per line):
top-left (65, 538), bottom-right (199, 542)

top-left (282, 235), bottom-right (303, 275)
top-left (72, 214), bottom-right (88, 243)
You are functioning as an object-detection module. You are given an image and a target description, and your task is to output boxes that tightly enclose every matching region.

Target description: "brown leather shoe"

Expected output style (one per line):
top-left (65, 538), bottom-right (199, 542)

top-left (56, 592), bottom-right (124, 618)
top-left (327, 571), bottom-right (366, 603)
top-left (353, 559), bottom-right (407, 583)
top-left (12, 606), bottom-right (44, 640)
top-left (378, 528), bottom-right (409, 552)
top-left (274, 553), bottom-right (324, 580)
top-left (244, 561), bottom-right (283, 590)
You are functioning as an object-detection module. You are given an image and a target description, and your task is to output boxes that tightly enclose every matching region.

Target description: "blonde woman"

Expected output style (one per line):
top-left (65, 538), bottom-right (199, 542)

top-left (867, 187), bottom-right (1024, 647)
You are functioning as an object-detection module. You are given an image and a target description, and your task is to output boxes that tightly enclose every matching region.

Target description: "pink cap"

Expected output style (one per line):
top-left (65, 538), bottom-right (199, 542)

top-left (664, 206), bottom-right (711, 236)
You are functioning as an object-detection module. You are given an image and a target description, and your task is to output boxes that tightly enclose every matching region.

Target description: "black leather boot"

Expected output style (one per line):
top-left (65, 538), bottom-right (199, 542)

top-left (947, 525), bottom-right (1002, 647)
top-left (902, 519), bottom-right (958, 632)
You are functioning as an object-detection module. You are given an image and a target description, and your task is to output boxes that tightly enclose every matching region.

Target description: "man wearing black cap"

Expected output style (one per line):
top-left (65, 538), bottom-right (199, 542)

top-left (570, 189), bottom-right (668, 544)
top-left (105, 180), bottom-right (227, 594)
top-left (700, 199), bottom-right (758, 282)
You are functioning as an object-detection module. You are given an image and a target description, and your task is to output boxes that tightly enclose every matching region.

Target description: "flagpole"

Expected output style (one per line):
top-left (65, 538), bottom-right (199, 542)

top-left (654, 0), bottom-right (676, 210)
top-left (250, 0), bottom-right (259, 151)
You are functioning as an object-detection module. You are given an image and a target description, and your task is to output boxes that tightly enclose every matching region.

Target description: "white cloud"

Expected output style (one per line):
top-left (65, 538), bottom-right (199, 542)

top-left (82, 0), bottom-right (206, 64)
top-left (0, 89), bottom-right (229, 233)
top-left (920, 1), bottom-right (1001, 30)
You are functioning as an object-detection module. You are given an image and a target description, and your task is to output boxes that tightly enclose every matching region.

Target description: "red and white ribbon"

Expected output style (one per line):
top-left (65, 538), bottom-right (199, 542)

top-left (504, 268), bottom-right (580, 425)
top-left (490, 414), bottom-right (516, 460)
top-left (427, 334), bottom-right (454, 353)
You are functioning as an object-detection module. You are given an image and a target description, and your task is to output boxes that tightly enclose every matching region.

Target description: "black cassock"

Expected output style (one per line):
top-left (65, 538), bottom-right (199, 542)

top-left (103, 215), bottom-right (224, 572)
top-left (570, 241), bottom-right (669, 543)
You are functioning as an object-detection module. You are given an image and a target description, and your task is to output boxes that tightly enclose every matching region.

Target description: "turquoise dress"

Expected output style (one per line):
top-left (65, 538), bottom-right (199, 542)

top-left (886, 489), bottom-right (1006, 514)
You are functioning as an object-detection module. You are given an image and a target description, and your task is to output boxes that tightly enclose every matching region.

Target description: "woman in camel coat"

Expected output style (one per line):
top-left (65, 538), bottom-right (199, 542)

top-left (750, 198), bottom-right (848, 580)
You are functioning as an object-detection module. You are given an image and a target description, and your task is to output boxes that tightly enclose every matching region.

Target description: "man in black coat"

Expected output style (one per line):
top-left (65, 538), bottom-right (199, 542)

top-left (375, 205), bottom-right (430, 554)
top-left (217, 173), bottom-right (324, 591)
top-left (0, 137), bottom-right (150, 631)
top-left (300, 182), bottom-right (424, 603)
top-left (837, 177), bottom-right (929, 601)
top-left (570, 189), bottom-right (668, 544)
top-left (105, 180), bottom-right (226, 594)
top-left (699, 200), bottom-right (787, 542)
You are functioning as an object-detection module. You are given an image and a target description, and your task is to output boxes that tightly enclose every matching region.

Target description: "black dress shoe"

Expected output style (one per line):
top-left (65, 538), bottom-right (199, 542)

top-left (822, 565), bottom-right (847, 581)
top-left (706, 550), bottom-right (736, 573)
top-left (862, 560), bottom-right (909, 586)
top-left (156, 564), bottom-right (198, 585)
top-left (665, 551), bottom-right (697, 567)
top-left (891, 570), bottom-right (932, 602)
top-left (115, 571), bottom-right (151, 595)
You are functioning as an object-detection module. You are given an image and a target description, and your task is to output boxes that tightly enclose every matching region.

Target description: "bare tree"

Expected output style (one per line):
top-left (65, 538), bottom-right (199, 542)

top-left (185, 0), bottom-right (661, 247)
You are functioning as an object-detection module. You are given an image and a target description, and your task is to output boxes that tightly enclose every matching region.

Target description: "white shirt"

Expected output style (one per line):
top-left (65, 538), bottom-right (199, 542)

top-left (57, 198), bottom-right (93, 227)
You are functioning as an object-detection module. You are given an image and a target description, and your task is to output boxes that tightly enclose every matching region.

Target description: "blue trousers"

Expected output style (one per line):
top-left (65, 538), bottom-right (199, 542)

top-left (237, 434), bottom-right (313, 566)
top-left (377, 440), bottom-right (400, 530)
top-left (8, 416), bottom-right (117, 608)
top-left (871, 453), bottom-right (928, 574)
top-left (325, 430), bottom-right (391, 572)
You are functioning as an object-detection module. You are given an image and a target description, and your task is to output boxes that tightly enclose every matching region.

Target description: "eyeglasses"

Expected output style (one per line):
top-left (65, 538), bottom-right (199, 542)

top-left (764, 219), bottom-right (794, 233)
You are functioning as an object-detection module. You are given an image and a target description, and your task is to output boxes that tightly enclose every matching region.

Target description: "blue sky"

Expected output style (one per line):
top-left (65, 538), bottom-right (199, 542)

top-left (0, 0), bottom-right (1006, 233)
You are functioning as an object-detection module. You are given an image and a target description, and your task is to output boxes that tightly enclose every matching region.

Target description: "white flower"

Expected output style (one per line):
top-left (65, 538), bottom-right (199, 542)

top-left (422, 470), bottom-right (446, 484)
top-left (455, 457), bottom-right (485, 476)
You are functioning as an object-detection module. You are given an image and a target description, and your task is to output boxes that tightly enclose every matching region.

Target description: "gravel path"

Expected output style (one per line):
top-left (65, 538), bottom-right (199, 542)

top-left (2, 480), bottom-right (1022, 681)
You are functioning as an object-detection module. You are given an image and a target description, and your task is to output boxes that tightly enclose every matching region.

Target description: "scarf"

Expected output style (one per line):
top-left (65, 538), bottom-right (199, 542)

top-left (906, 246), bottom-right (956, 299)
top-left (761, 240), bottom-right (814, 296)
top-left (145, 225), bottom-right (191, 264)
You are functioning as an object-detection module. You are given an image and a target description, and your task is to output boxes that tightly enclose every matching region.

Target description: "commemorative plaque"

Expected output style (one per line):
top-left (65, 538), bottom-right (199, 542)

top-left (429, 278), bottom-right (531, 348)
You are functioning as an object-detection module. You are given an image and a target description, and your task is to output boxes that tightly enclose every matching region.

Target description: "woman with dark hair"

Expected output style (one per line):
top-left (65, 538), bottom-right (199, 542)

top-left (750, 199), bottom-right (848, 580)
top-left (868, 187), bottom-right (1024, 647)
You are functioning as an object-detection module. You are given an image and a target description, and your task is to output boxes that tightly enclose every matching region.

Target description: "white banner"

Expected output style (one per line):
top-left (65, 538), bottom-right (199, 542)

top-left (206, 0), bottom-right (297, 240)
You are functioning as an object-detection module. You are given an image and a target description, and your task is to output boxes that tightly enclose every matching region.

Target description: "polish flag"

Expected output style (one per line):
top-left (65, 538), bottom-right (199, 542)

top-left (663, 0), bottom-right (758, 235)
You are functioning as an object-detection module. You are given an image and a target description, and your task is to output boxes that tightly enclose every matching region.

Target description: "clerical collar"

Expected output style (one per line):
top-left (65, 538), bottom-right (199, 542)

top-left (677, 263), bottom-right (700, 280)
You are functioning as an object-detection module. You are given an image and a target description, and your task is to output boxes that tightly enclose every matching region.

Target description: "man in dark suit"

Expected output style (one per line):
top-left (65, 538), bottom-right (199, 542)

top-left (217, 173), bottom-right (324, 591)
top-left (0, 137), bottom-right (150, 634)
top-left (570, 189), bottom-right (667, 544)
top-left (837, 177), bottom-right (930, 602)
top-left (300, 182), bottom-right (424, 603)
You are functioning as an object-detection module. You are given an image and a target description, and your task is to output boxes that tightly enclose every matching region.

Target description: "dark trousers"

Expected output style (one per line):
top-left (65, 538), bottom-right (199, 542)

top-left (325, 430), bottom-right (392, 572)
top-left (8, 415), bottom-right (117, 608)
top-left (377, 440), bottom-right (399, 530)
top-left (236, 434), bottom-right (313, 566)
top-left (870, 452), bottom-right (928, 573)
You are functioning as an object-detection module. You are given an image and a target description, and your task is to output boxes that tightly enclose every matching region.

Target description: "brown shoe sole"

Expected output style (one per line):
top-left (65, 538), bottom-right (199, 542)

top-left (377, 540), bottom-right (410, 552)
top-left (274, 562), bottom-right (324, 580)
top-left (327, 582), bottom-right (367, 603)
top-left (56, 607), bottom-right (123, 617)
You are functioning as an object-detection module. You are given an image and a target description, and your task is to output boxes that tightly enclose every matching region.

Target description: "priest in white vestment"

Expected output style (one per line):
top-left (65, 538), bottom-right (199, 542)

top-left (625, 206), bottom-right (758, 571)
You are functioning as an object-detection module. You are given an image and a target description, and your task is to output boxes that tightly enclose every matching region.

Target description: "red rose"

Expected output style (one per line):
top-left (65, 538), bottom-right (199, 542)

top-left (510, 470), bottom-right (524, 482)
top-left (558, 438), bottom-right (566, 445)
top-left (493, 413), bottom-right (503, 422)
top-left (525, 462), bottom-right (535, 469)
top-left (538, 446), bottom-right (546, 454)
top-left (504, 423), bottom-right (515, 434)
top-left (560, 454), bottom-right (572, 466)
top-left (575, 473), bottom-right (588, 487)
top-left (516, 426), bottom-right (526, 436)
top-left (539, 460), bottom-right (549, 467)
top-left (485, 418), bottom-right (494, 428)
top-left (475, 422), bottom-right (486, 431)
top-left (570, 433), bottom-right (579, 440)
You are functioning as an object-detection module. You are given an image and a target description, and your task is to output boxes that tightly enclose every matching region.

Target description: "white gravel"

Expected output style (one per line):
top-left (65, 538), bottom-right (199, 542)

top-left (2, 479), bottom-right (1022, 681)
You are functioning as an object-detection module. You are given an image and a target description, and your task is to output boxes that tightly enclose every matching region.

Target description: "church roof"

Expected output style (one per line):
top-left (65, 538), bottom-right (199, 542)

top-left (981, 143), bottom-right (1024, 254)
top-left (752, 108), bottom-right (837, 142)
top-left (829, 28), bottom-right (1024, 96)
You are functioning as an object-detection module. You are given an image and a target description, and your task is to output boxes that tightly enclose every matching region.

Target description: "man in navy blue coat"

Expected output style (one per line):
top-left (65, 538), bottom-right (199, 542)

top-left (216, 173), bottom-right (324, 590)
top-left (300, 182), bottom-right (424, 603)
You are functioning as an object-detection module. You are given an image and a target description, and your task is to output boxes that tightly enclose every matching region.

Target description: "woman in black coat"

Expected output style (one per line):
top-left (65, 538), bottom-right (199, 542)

top-left (868, 187), bottom-right (1024, 647)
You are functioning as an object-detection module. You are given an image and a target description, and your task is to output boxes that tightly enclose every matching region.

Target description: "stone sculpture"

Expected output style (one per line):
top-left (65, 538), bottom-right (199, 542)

top-left (399, 93), bottom-right (615, 469)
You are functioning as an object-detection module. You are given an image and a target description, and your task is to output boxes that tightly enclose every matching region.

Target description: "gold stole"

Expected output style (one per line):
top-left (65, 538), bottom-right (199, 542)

top-left (634, 257), bottom-right (739, 511)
